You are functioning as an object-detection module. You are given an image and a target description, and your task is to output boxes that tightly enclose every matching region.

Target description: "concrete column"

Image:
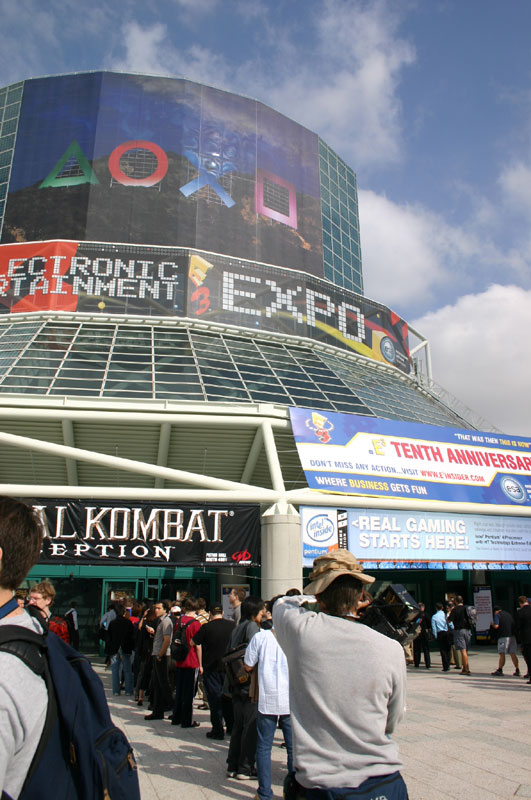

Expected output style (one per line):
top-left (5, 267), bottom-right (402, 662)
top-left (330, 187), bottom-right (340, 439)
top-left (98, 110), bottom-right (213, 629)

top-left (260, 502), bottom-right (302, 600)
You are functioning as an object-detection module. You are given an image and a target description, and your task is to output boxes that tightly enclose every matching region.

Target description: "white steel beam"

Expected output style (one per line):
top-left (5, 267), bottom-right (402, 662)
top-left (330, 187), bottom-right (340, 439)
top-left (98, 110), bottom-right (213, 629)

top-left (61, 419), bottom-right (79, 486)
top-left (0, 407), bottom-right (291, 429)
top-left (0, 485), bottom-right (276, 502)
top-left (240, 426), bottom-right (263, 484)
top-left (261, 420), bottom-right (285, 493)
top-left (0, 431), bottom-right (277, 496)
top-left (154, 422), bottom-right (172, 489)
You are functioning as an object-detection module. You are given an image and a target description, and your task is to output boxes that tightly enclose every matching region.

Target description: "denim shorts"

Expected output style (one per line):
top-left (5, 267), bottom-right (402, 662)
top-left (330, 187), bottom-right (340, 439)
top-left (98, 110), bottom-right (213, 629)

top-left (497, 635), bottom-right (517, 654)
top-left (453, 629), bottom-right (472, 650)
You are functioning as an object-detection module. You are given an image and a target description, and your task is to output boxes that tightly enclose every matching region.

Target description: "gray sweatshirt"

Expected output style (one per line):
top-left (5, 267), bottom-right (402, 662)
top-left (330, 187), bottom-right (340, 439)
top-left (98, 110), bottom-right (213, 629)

top-left (0, 610), bottom-right (47, 800)
top-left (273, 594), bottom-right (406, 789)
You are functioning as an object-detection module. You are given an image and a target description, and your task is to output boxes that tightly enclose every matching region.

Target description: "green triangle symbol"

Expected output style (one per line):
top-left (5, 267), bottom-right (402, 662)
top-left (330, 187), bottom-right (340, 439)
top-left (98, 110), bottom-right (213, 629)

top-left (40, 140), bottom-right (99, 188)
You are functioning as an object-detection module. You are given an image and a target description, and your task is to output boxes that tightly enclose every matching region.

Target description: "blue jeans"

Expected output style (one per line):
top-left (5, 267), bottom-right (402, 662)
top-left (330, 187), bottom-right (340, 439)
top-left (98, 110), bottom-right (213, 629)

top-left (306, 772), bottom-right (408, 800)
top-left (202, 669), bottom-right (225, 734)
top-left (256, 713), bottom-right (293, 800)
top-left (111, 649), bottom-right (133, 695)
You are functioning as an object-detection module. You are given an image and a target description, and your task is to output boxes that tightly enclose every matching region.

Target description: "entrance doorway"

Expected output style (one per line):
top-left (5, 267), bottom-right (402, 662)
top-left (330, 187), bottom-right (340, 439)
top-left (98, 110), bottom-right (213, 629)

top-left (102, 579), bottom-right (143, 618)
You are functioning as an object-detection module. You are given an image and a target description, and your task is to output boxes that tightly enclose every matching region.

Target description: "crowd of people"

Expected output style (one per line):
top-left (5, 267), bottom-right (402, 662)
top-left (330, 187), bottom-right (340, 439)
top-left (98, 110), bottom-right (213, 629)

top-left (95, 554), bottom-right (410, 799)
top-left (3, 492), bottom-right (531, 800)
top-left (412, 595), bottom-right (531, 681)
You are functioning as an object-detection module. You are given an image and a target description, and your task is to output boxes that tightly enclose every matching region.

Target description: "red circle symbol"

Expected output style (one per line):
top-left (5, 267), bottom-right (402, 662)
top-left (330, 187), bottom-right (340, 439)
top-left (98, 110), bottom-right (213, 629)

top-left (108, 140), bottom-right (169, 187)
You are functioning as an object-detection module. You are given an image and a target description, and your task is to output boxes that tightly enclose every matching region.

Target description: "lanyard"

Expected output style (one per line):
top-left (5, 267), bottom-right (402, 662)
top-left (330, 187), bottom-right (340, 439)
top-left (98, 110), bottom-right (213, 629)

top-left (0, 596), bottom-right (18, 619)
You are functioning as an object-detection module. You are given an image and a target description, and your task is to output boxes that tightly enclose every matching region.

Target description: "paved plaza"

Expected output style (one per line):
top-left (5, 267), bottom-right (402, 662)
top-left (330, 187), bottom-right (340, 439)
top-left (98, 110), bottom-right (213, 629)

top-left (100, 647), bottom-right (531, 800)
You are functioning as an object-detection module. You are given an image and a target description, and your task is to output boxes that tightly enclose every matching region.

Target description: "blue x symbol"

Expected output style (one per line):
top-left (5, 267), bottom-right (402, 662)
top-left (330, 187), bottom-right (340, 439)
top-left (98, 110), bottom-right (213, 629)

top-left (180, 150), bottom-right (236, 208)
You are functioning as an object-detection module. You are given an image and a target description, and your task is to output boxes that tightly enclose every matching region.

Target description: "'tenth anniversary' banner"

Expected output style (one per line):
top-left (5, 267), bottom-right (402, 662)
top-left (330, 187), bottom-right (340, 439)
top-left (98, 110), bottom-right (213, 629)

top-left (290, 408), bottom-right (531, 507)
top-left (33, 500), bottom-right (260, 567)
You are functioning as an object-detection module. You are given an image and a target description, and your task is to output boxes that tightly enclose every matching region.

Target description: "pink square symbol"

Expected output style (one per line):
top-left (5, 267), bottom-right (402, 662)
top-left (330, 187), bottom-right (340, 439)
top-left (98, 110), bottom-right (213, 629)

top-left (255, 168), bottom-right (298, 229)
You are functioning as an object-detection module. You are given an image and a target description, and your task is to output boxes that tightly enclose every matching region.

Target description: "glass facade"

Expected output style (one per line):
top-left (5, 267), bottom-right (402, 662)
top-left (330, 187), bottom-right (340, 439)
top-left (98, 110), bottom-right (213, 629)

top-left (319, 138), bottom-right (363, 294)
top-left (0, 82), bottom-right (22, 238)
top-left (0, 317), bottom-right (468, 428)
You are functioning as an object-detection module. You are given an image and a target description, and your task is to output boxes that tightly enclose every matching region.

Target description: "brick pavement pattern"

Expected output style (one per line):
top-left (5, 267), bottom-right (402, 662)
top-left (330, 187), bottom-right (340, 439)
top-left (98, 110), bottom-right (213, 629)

top-left (99, 647), bottom-right (531, 800)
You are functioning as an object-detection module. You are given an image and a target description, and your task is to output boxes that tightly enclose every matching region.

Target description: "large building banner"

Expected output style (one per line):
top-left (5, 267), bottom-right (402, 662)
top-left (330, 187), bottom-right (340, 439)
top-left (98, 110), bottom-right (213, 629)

top-left (290, 408), bottom-right (531, 507)
top-left (0, 242), bottom-right (411, 371)
top-left (33, 500), bottom-right (260, 567)
top-left (300, 506), bottom-right (531, 570)
top-left (2, 73), bottom-right (323, 277)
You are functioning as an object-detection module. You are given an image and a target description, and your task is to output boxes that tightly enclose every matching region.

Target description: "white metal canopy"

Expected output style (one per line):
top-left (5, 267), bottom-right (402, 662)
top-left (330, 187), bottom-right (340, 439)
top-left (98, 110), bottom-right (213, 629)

top-left (0, 396), bottom-right (528, 519)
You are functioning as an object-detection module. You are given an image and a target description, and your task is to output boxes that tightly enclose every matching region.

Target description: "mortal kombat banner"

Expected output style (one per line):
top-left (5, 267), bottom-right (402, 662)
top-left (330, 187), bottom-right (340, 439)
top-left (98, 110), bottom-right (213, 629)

top-left (32, 500), bottom-right (260, 567)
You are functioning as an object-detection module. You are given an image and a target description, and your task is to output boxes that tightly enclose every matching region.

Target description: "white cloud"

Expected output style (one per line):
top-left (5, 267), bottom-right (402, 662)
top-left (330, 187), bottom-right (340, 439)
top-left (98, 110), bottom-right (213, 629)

top-left (107, 0), bottom-right (415, 170)
top-left (499, 161), bottom-right (531, 215)
top-left (173, 0), bottom-right (219, 11)
top-left (359, 190), bottom-right (446, 308)
top-left (0, 0), bottom-right (59, 83)
top-left (107, 21), bottom-right (233, 86)
top-left (258, 0), bottom-right (416, 168)
top-left (358, 183), bottom-right (531, 320)
top-left (358, 189), bottom-right (489, 312)
top-left (412, 285), bottom-right (531, 436)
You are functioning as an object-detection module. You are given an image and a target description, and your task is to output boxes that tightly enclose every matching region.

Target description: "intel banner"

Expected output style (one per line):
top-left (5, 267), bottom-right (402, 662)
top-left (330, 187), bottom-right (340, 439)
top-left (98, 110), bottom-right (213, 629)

top-left (300, 506), bottom-right (531, 569)
top-left (290, 408), bottom-right (531, 507)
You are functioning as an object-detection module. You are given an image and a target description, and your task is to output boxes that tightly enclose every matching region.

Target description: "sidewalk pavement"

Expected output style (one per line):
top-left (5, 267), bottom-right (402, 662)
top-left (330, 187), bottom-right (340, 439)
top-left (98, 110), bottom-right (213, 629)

top-left (100, 647), bottom-right (531, 800)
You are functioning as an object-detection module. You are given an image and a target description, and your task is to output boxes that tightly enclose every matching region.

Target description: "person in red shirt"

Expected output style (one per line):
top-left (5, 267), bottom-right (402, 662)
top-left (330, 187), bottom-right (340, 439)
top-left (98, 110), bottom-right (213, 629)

top-left (169, 597), bottom-right (202, 728)
top-left (28, 580), bottom-right (70, 644)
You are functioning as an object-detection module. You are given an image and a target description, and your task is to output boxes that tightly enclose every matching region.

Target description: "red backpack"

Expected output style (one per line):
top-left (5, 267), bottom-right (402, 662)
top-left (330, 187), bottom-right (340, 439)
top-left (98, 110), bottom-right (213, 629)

top-left (49, 614), bottom-right (71, 644)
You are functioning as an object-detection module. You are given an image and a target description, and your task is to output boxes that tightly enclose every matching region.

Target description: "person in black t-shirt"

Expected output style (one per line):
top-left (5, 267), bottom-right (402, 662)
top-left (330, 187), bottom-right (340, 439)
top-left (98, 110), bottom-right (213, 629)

top-left (413, 602), bottom-right (431, 669)
top-left (192, 606), bottom-right (234, 739)
top-left (106, 604), bottom-right (135, 695)
top-left (490, 606), bottom-right (520, 676)
top-left (448, 596), bottom-right (472, 675)
top-left (516, 596), bottom-right (531, 681)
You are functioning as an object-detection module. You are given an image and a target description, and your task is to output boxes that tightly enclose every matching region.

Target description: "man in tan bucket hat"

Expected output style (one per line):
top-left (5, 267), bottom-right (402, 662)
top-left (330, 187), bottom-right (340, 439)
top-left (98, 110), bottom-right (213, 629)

top-left (273, 550), bottom-right (408, 800)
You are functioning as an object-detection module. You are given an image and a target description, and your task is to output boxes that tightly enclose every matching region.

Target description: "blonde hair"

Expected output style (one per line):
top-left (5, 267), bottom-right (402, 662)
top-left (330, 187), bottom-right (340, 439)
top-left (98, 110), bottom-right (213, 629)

top-left (31, 580), bottom-right (56, 604)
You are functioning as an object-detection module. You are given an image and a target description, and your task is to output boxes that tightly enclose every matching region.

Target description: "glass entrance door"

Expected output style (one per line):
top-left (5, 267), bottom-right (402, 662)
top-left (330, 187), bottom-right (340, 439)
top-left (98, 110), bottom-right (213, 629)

top-left (101, 579), bottom-right (140, 618)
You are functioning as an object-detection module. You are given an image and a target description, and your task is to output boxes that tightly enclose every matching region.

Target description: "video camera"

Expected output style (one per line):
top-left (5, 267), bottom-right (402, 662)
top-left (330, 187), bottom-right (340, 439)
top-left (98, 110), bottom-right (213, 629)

top-left (358, 583), bottom-right (421, 646)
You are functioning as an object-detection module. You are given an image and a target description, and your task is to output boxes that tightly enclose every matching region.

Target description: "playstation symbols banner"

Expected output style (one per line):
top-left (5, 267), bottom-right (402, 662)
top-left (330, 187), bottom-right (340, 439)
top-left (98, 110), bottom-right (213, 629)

top-left (32, 500), bottom-right (260, 567)
top-left (289, 408), bottom-right (531, 507)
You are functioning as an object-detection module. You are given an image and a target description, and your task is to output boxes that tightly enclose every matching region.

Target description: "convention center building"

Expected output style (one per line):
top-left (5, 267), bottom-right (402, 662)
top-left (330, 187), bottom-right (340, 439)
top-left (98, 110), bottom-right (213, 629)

top-left (0, 72), bottom-right (529, 648)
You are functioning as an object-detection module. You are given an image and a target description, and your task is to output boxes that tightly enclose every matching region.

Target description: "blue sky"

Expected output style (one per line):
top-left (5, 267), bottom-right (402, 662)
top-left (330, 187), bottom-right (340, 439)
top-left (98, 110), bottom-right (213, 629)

top-left (1, 0), bottom-right (530, 434)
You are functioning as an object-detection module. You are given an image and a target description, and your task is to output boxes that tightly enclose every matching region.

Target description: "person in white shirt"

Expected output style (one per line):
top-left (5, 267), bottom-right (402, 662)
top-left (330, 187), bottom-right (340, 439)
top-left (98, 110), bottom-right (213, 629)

top-left (244, 595), bottom-right (293, 800)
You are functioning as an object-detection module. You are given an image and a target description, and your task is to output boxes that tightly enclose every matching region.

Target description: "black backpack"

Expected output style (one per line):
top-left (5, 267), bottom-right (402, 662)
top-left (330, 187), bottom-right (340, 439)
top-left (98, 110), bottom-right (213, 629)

top-left (0, 607), bottom-right (140, 800)
top-left (222, 641), bottom-right (250, 688)
top-left (221, 620), bottom-right (256, 689)
top-left (170, 617), bottom-right (194, 662)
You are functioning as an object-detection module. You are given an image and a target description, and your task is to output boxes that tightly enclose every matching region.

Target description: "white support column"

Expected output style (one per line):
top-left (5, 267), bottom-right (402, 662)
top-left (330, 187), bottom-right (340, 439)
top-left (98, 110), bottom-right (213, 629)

top-left (260, 502), bottom-right (302, 599)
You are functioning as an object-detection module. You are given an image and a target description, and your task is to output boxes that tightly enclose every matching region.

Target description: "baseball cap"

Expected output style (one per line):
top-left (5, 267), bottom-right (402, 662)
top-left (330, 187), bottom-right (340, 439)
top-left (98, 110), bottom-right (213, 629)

top-left (303, 550), bottom-right (375, 595)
